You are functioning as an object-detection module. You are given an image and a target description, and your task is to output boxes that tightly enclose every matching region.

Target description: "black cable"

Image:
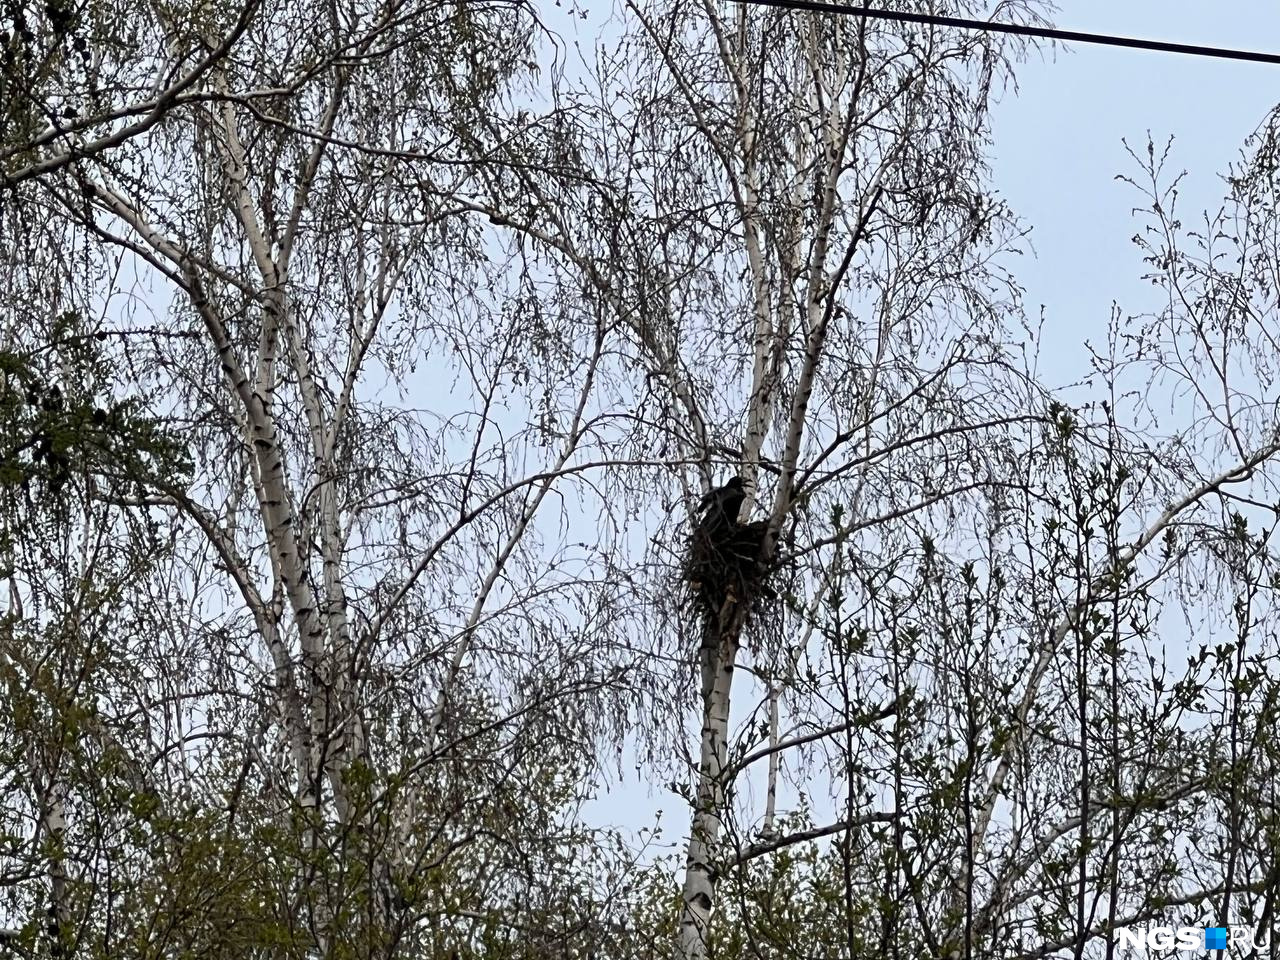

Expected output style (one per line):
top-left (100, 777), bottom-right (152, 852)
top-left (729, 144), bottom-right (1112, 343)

top-left (735, 0), bottom-right (1280, 66)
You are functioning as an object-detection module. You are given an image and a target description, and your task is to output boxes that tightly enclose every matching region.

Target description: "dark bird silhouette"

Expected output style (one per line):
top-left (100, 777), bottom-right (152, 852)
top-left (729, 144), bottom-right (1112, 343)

top-left (696, 475), bottom-right (746, 534)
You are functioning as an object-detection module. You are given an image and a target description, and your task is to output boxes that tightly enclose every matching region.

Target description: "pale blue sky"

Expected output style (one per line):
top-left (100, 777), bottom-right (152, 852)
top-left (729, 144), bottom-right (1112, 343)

top-left (991, 0), bottom-right (1280, 377)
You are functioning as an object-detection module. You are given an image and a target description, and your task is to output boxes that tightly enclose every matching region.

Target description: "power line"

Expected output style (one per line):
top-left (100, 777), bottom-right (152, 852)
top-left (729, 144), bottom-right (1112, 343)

top-left (735, 0), bottom-right (1280, 66)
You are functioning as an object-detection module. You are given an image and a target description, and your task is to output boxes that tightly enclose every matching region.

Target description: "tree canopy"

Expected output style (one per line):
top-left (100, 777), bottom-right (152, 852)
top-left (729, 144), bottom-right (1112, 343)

top-left (5, 0), bottom-right (1280, 957)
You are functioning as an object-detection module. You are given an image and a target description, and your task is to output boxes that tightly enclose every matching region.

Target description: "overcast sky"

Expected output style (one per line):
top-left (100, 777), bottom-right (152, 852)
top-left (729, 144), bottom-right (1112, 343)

top-left (564, 0), bottom-right (1280, 846)
top-left (991, 0), bottom-right (1280, 379)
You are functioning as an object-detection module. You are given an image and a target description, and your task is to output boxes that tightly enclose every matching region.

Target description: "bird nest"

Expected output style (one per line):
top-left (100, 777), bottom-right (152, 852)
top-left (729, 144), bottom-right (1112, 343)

top-left (682, 517), bottom-right (778, 638)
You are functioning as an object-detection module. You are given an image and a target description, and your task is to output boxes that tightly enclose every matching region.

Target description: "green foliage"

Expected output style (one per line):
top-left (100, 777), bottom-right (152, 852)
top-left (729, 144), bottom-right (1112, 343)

top-left (0, 313), bottom-right (191, 517)
top-left (617, 825), bottom-right (897, 960)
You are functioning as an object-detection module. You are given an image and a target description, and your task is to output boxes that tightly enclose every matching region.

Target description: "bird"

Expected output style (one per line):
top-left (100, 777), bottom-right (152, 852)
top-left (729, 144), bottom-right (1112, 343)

top-left (696, 476), bottom-right (746, 534)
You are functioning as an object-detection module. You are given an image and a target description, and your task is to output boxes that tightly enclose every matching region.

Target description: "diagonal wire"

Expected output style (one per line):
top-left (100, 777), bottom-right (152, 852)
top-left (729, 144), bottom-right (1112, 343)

top-left (735, 0), bottom-right (1280, 66)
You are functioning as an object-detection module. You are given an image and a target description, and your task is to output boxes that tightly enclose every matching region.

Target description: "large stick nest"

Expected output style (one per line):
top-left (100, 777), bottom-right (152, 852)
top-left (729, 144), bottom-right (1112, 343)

top-left (682, 515), bottom-right (778, 639)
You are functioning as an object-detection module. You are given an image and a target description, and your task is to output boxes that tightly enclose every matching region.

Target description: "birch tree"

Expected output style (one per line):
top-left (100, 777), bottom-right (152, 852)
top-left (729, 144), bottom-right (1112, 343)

top-left (2, 0), bottom-right (642, 953)
top-left (459, 2), bottom-right (1050, 955)
top-left (455, 3), bottom-right (1280, 959)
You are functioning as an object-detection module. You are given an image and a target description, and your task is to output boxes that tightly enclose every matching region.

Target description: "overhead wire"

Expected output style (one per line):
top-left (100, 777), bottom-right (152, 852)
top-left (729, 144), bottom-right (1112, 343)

top-left (733, 0), bottom-right (1280, 66)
